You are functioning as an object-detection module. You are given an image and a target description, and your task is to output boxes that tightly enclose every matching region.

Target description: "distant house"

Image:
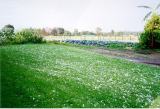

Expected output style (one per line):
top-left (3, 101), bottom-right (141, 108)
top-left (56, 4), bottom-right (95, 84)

top-left (81, 35), bottom-right (96, 37)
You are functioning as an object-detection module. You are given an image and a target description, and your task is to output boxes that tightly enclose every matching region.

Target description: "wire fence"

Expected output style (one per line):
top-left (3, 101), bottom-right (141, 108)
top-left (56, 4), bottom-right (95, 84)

top-left (44, 35), bottom-right (139, 43)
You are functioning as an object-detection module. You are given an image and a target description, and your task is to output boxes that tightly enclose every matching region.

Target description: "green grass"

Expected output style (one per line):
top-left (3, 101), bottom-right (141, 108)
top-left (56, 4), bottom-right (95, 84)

top-left (149, 96), bottom-right (160, 108)
top-left (1, 44), bottom-right (160, 108)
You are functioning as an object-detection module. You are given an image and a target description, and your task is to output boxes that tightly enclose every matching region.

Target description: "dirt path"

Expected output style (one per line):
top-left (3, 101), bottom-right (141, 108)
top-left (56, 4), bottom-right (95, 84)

top-left (90, 48), bottom-right (160, 66)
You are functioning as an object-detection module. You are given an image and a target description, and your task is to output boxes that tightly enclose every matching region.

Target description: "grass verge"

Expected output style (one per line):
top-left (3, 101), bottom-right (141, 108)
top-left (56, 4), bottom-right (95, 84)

top-left (1, 44), bottom-right (160, 108)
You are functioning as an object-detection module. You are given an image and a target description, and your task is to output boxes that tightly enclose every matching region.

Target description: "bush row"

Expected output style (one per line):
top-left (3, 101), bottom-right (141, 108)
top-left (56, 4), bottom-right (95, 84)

top-left (14, 29), bottom-right (43, 44)
top-left (61, 40), bottom-right (136, 48)
top-left (0, 28), bottom-right (44, 45)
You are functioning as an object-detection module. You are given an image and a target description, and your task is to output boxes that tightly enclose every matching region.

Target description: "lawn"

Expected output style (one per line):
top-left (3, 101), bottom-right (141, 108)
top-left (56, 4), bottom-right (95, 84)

top-left (0, 44), bottom-right (160, 108)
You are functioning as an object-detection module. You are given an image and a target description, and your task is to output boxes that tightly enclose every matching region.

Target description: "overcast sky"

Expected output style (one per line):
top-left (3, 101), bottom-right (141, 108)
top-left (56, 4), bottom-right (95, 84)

top-left (0, 0), bottom-right (159, 32)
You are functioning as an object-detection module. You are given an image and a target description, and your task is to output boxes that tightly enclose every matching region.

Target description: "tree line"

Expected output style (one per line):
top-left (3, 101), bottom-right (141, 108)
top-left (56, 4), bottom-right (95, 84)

top-left (33, 27), bottom-right (140, 36)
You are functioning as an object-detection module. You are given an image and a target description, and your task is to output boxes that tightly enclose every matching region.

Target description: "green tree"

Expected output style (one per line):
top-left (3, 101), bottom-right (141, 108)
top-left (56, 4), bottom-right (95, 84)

top-left (0, 24), bottom-right (15, 44)
top-left (2, 24), bottom-right (15, 37)
top-left (138, 2), bottom-right (160, 48)
top-left (145, 13), bottom-right (160, 31)
top-left (140, 14), bottom-right (160, 48)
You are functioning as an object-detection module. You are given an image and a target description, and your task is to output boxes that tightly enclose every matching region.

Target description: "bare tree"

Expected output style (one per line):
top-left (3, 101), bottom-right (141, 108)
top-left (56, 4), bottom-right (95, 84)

top-left (74, 28), bottom-right (79, 36)
top-left (57, 28), bottom-right (64, 35)
top-left (137, 2), bottom-right (160, 21)
top-left (51, 28), bottom-right (57, 36)
top-left (96, 27), bottom-right (102, 36)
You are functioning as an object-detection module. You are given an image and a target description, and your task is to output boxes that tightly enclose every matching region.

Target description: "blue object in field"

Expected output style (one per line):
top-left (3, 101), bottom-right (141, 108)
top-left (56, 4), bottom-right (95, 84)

top-left (63, 40), bottom-right (136, 47)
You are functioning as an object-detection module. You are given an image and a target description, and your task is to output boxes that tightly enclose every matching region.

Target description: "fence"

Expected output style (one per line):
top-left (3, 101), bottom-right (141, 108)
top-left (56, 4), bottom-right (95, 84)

top-left (44, 35), bottom-right (139, 43)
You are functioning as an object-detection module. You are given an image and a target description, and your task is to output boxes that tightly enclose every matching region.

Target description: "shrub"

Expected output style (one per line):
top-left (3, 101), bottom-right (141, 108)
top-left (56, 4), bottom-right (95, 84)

top-left (139, 30), bottom-right (160, 48)
top-left (14, 29), bottom-right (43, 44)
top-left (153, 30), bottom-right (160, 48)
top-left (139, 31), bottom-right (150, 48)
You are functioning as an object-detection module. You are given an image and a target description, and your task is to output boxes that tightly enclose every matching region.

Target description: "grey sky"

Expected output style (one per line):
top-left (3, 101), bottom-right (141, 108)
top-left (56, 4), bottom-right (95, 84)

top-left (0, 0), bottom-right (159, 32)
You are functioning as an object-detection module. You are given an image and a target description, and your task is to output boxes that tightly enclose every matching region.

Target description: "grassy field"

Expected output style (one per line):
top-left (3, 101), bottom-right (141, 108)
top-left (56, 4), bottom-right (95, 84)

top-left (1, 44), bottom-right (160, 108)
